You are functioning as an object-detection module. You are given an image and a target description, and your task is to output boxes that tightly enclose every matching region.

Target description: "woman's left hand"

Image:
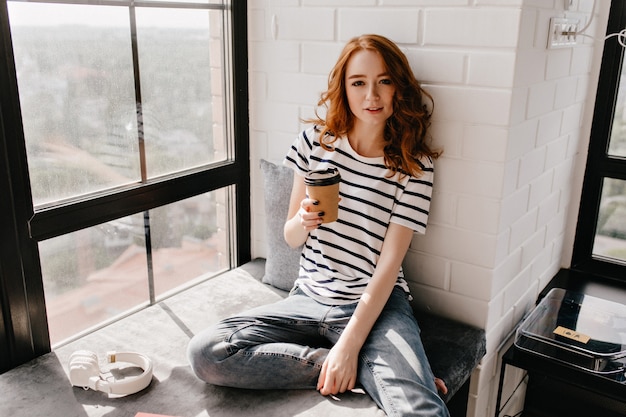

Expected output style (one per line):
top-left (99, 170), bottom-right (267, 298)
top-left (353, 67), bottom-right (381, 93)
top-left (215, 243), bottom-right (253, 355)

top-left (317, 343), bottom-right (358, 396)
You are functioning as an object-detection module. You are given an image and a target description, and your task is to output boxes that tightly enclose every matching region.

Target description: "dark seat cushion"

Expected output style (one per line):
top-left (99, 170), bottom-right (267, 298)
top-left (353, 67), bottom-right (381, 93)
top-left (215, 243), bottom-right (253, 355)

top-left (416, 309), bottom-right (486, 402)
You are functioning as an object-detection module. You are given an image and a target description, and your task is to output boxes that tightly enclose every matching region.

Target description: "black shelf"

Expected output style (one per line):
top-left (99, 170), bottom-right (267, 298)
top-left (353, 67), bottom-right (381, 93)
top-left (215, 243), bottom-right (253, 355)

top-left (495, 268), bottom-right (626, 417)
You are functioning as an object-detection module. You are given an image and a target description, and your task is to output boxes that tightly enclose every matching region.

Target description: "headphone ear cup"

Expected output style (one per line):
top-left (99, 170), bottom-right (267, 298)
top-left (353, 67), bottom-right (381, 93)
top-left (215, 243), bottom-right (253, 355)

top-left (68, 350), bottom-right (152, 395)
top-left (69, 350), bottom-right (100, 388)
top-left (105, 351), bottom-right (153, 395)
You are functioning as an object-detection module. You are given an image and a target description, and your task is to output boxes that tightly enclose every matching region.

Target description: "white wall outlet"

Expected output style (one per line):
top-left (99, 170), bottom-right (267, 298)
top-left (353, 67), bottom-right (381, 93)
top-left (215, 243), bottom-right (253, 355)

top-left (548, 17), bottom-right (580, 49)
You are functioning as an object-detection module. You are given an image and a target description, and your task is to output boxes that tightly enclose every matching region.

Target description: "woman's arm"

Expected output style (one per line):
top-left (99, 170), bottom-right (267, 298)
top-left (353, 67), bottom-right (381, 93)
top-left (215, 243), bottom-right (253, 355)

top-left (284, 171), bottom-right (324, 248)
top-left (317, 222), bottom-right (415, 395)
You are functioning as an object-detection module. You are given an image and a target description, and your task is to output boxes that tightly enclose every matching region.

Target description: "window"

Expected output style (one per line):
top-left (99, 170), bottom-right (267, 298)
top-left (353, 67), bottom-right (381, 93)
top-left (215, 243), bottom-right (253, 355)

top-left (0, 0), bottom-right (249, 372)
top-left (572, 1), bottom-right (626, 278)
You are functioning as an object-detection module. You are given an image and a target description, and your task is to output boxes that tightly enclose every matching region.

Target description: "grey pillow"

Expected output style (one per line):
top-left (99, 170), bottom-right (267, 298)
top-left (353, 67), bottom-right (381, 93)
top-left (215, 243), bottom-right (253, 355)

top-left (260, 159), bottom-right (302, 291)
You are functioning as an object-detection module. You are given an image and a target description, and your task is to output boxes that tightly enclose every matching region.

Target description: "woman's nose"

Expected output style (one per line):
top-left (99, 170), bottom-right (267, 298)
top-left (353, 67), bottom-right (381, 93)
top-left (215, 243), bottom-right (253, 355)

top-left (366, 84), bottom-right (379, 100)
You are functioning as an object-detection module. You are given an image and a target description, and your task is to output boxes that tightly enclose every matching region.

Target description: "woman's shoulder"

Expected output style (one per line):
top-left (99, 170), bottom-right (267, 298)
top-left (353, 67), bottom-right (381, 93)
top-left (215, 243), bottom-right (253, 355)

top-left (400, 155), bottom-right (434, 183)
top-left (298, 125), bottom-right (321, 146)
top-left (301, 124), bottom-right (335, 140)
top-left (415, 154), bottom-right (434, 172)
top-left (300, 125), bottom-right (344, 152)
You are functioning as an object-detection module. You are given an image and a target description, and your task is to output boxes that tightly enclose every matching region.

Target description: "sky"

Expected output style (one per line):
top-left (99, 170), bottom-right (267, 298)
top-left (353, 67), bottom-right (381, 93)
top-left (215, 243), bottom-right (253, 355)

top-left (7, 2), bottom-right (214, 28)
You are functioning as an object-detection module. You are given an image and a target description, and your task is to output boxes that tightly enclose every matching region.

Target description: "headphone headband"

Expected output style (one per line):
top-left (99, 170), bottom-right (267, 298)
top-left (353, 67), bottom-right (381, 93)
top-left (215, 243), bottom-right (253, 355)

top-left (69, 350), bottom-right (153, 396)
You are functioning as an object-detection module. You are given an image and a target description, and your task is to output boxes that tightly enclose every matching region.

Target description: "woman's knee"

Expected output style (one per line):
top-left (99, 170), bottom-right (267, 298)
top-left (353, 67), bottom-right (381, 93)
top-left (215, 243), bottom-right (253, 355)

top-left (187, 326), bottom-right (230, 384)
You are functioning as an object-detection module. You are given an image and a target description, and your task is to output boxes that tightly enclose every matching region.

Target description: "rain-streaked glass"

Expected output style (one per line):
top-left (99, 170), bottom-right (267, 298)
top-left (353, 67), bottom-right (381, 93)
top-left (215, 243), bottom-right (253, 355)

top-left (8, 3), bottom-right (139, 206)
top-left (134, 7), bottom-right (225, 178)
top-left (593, 178), bottom-right (626, 264)
top-left (8, 3), bottom-right (225, 206)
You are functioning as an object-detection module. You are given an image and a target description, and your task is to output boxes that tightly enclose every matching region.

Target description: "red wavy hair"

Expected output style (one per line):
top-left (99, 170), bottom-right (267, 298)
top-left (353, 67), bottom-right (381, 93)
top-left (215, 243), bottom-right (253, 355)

top-left (307, 34), bottom-right (440, 177)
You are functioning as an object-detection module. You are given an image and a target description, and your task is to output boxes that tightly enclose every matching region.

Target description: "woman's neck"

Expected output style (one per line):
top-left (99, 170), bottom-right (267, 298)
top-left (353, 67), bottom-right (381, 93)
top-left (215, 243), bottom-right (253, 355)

top-left (348, 124), bottom-right (385, 158)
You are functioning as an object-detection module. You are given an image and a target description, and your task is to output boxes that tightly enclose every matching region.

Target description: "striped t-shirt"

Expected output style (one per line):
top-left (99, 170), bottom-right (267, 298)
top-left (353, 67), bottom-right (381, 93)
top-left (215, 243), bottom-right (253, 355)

top-left (284, 126), bottom-right (434, 306)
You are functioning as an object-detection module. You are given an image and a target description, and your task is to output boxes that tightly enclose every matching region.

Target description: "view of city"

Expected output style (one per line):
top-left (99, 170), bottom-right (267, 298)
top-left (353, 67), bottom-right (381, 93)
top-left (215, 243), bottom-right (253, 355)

top-left (8, 4), bottom-right (229, 345)
top-left (11, 23), bottom-right (220, 205)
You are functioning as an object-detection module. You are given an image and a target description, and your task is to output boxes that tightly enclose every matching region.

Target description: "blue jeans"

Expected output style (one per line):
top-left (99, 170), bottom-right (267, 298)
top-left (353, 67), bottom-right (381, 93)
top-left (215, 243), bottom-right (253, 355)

top-left (187, 287), bottom-right (449, 417)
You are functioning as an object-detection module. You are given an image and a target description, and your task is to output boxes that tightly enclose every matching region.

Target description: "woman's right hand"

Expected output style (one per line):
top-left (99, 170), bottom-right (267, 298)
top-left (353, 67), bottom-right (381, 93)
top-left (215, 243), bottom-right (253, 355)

top-left (284, 172), bottom-right (321, 248)
top-left (298, 198), bottom-right (324, 231)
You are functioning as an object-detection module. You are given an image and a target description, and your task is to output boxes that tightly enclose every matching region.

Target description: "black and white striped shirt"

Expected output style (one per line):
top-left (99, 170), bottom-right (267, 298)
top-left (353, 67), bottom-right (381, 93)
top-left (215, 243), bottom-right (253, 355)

top-left (284, 126), bottom-right (434, 306)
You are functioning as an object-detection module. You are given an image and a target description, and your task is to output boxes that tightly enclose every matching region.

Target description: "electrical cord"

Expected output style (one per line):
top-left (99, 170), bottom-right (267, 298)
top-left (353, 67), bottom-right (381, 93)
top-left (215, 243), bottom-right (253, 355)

top-left (570, 0), bottom-right (626, 48)
top-left (574, 0), bottom-right (596, 35)
top-left (606, 29), bottom-right (626, 47)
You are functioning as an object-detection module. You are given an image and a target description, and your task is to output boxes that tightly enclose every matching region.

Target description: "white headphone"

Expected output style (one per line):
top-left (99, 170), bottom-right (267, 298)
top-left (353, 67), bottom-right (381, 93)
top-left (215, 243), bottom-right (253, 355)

top-left (68, 350), bottom-right (153, 396)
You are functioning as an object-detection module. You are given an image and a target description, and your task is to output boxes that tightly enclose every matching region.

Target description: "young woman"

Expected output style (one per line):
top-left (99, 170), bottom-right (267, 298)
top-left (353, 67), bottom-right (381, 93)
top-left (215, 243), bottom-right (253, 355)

top-left (188, 34), bottom-right (448, 417)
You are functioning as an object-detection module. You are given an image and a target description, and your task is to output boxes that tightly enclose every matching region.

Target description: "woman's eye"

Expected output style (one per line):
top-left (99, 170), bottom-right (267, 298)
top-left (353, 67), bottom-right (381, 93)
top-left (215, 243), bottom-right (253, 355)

top-left (380, 79), bottom-right (392, 85)
top-left (352, 81), bottom-right (365, 86)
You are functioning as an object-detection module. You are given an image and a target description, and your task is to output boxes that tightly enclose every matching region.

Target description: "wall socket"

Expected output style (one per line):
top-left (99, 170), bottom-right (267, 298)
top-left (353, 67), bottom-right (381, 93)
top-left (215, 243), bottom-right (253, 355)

top-left (548, 17), bottom-right (580, 49)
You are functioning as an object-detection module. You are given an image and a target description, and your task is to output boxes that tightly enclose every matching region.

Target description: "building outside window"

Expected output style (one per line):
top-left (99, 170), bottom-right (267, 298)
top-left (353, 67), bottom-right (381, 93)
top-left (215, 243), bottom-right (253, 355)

top-left (0, 0), bottom-right (249, 370)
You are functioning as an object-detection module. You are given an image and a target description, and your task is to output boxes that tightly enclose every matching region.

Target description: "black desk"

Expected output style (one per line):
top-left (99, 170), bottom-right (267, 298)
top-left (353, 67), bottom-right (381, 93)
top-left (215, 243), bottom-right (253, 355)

top-left (495, 269), bottom-right (626, 417)
top-left (496, 343), bottom-right (626, 416)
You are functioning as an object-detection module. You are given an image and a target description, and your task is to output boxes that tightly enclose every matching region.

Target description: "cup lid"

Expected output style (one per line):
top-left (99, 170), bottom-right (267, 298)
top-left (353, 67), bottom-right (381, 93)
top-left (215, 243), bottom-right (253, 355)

top-left (304, 168), bottom-right (340, 186)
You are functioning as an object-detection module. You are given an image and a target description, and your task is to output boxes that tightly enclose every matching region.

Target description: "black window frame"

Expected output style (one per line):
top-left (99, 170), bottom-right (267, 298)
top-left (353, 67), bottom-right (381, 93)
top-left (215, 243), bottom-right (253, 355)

top-left (0, 0), bottom-right (249, 373)
top-left (571, 0), bottom-right (626, 280)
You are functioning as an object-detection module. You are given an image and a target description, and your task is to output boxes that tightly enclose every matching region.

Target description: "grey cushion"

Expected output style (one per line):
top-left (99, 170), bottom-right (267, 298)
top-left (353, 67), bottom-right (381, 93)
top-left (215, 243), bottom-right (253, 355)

top-left (260, 159), bottom-right (303, 291)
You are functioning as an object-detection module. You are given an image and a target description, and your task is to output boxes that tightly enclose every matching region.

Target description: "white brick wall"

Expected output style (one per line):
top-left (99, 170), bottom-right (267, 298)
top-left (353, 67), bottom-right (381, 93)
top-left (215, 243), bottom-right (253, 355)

top-left (423, 8), bottom-right (521, 47)
top-left (248, 1), bottom-right (609, 416)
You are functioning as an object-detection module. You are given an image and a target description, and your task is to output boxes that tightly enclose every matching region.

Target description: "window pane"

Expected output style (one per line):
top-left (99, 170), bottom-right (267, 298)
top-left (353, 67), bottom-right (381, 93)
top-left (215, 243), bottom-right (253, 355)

top-left (41, 213), bottom-right (148, 345)
top-left (593, 178), bottom-right (626, 264)
top-left (609, 71), bottom-right (626, 157)
top-left (151, 189), bottom-right (230, 298)
top-left (41, 189), bottom-right (230, 346)
top-left (8, 3), bottom-right (140, 206)
top-left (135, 8), bottom-right (226, 177)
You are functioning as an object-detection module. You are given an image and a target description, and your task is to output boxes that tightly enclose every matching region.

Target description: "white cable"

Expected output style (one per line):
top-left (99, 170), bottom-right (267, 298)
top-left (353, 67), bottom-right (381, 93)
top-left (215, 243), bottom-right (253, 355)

top-left (606, 29), bottom-right (626, 48)
top-left (583, 0), bottom-right (626, 48)
top-left (575, 0), bottom-right (596, 35)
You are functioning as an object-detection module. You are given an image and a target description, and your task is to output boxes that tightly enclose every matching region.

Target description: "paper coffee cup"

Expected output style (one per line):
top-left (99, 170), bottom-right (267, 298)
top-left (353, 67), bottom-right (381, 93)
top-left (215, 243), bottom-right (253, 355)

top-left (305, 168), bottom-right (341, 223)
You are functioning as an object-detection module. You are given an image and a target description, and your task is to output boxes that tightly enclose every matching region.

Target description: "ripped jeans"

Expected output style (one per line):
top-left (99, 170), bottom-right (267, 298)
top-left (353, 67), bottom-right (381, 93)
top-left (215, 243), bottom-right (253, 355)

top-left (187, 286), bottom-right (449, 417)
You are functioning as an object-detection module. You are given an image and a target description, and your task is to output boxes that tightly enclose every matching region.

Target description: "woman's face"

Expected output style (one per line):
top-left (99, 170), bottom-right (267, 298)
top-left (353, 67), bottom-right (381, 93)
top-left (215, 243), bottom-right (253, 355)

top-left (344, 49), bottom-right (396, 129)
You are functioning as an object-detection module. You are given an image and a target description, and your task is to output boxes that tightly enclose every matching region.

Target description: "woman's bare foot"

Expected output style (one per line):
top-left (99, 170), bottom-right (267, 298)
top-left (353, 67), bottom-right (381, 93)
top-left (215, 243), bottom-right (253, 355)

top-left (435, 377), bottom-right (448, 395)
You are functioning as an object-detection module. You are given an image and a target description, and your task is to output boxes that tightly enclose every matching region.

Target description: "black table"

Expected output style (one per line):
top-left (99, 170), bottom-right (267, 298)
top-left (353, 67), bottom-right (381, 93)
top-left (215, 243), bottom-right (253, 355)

top-left (496, 343), bottom-right (626, 416)
top-left (495, 269), bottom-right (626, 417)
